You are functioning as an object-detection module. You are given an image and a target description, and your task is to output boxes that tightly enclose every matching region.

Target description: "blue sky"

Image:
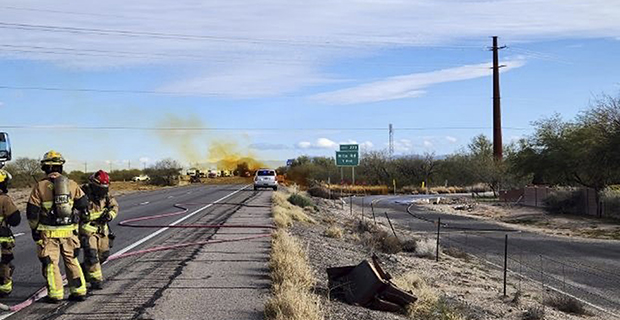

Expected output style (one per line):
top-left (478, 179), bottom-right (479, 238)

top-left (1, 1), bottom-right (620, 171)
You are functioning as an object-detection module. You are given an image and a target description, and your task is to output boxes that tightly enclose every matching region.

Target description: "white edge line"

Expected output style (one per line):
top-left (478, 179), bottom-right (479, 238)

top-left (109, 184), bottom-right (249, 259)
top-left (0, 184), bottom-right (250, 319)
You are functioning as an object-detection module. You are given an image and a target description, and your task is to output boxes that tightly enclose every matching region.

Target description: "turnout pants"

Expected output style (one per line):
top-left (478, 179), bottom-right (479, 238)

top-left (81, 233), bottom-right (110, 282)
top-left (0, 241), bottom-right (14, 295)
top-left (36, 234), bottom-right (87, 300)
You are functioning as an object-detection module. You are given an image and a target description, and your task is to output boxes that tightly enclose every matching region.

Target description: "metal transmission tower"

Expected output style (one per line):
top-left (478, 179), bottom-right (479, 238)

top-left (491, 36), bottom-right (506, 161)
top-left (388, 124), bottom-right (394, 157)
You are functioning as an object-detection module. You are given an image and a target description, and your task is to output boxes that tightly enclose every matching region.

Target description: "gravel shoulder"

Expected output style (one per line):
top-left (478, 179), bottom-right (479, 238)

top-left (291, 195), bottom-right (600, 320)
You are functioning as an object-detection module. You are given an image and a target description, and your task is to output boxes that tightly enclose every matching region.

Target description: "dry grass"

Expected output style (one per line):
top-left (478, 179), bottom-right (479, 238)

top-left (272, 191), bottom-right (316, 228)
top-left (544, 293), bottom-right (586, 315)
top-left (522, 306), bottom-right (545, 320)
top-left (393, 272), bottom-right (463, 320)
top-left (266, 191), bottom-right (323, 320)
top-left (265, 230), bottom-right (322, 320)
top-left (324, 225), bottom-right (343, 239)
top-left (327, 184), bottom-right (389, 195)
top-left (414, 238), bottom-right (438, 259)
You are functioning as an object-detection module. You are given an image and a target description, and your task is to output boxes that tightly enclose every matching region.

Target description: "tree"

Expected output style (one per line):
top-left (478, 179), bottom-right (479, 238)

top-left (144, 159), bottom-right (182, 186)
top-left (510, 94), bottom-right (620, 216)
top-left (467, 135), bottom-right (504, 195)
top-left (4, 157), bottom-right (43, 188)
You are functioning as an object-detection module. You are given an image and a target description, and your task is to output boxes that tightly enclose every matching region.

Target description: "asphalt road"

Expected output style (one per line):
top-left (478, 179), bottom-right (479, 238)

top-left (2, 183), bottom-right (257, 318)
top-left (353, 195), bottom-right (620, 318)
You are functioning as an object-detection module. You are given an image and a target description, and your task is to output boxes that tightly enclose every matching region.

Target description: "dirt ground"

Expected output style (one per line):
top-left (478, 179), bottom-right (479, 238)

top-left (290, 195), bottom-right (600, 320)
top-left (420, 200), bottom-right (620, 240)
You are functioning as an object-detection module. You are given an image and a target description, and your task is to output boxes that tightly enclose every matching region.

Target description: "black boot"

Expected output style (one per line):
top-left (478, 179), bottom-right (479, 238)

top-left (90, 280), bottom-right (103, 290)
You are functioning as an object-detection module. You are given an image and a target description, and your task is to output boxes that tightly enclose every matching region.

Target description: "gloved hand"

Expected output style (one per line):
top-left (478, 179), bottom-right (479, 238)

top-left (97, 209), bottom-right (113, 223)
top-left (31, 230), bottom-right (41, 242)
top-left (0, 226), bottom-right (11, 238)
top-left (80, 209), bottom-right (90, 221)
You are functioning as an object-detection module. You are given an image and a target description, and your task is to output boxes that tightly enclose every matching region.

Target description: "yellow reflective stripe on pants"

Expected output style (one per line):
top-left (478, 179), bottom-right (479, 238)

top-left (108, 210), bottom-right (117, 220)
top-left (89, 269), bottom-right (103, 281)
top-left (0, 237), bottom-right (14, 243)
top-left (69, 259), bottom-right (87, 296)
top-left (46, 264), bottom-right (63, 299)
top-left (0, 279), bottom-right (11, 293)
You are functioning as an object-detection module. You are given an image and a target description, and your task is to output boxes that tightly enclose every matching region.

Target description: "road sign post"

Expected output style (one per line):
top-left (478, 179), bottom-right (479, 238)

top-left (336, 144), bottom-right (359, 186)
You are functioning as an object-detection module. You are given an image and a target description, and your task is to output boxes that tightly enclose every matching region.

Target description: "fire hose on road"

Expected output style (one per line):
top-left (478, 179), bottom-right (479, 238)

top-left (2, 200), bottom-right (275, 314)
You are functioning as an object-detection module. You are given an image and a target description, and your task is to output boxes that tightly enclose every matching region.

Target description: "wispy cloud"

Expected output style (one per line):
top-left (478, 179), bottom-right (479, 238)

top-left (445, 136), bottom-right (458, 143)
top-left (296, 138), bottom-right (374, 150)
top-left (249, 142), bottom-right (292, 150)
top-left (313, 59), bottom-right (526, 104)
top-left (0, 1), bottom-right (618, 97)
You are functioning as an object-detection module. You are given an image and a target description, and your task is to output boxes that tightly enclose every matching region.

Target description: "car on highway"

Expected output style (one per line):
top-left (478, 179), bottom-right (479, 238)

top-left (207, 169), bottom-right (218, 178)
top-left (253, 168), bottom-right (277, 191)
top-left (132, 174), bottom-right (150, 182)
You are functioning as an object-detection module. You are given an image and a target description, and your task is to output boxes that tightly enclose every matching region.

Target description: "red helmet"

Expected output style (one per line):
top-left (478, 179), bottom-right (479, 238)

top-left (89, 170), bottom-right (110, 188)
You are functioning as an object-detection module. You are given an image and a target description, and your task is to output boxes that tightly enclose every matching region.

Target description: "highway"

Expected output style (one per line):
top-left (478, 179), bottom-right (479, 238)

top-left (2, 183), bottom-right (264, 319)
top-left (354, 195), bottom-right (620, 318)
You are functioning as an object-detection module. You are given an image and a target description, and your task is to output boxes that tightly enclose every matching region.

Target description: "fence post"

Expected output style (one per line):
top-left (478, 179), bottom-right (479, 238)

top-left (436, 217), bottom-right (441, 262)
top-left (384, 212), bottom-right (398, 239)
top-left (371, 200), bottom-right (377, 225)
top-left (350, 194), bottom-right (353, 215)
top-left (361, 197), bottom-right (365, 221)
top-left (503, 234), bottom-right (508, 297)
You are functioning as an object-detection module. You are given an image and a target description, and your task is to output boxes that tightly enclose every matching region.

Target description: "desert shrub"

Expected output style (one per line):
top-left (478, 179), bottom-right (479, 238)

top-left (288, 194), bottom-right (314, 208)
top-left (414, 238), bottom-right (437, 259)
top-left (144, 158), bottom-right (182, 186)
top-left (402, 239), bottom-right (417, 252)
top-left (544, 293), bottom-right (586, 315)
top-left (444, 246), bottom-right (469, 260)
top-left (522, 306), bottom-right (545, 320)
top-left (393, 272), bottom-right (463, 320)
top-left (601, 188), bottom-right (620, 218)
top-left (307, 184), bottom-right (332, 199)
top-left (543, 189), bottom-right (583, 214)
top-left (324, 225), bottom-right (343, 239)
top-left (380, 234), bottom-right (403, 254)
top-left (272, 192), bottom-right (315, 228)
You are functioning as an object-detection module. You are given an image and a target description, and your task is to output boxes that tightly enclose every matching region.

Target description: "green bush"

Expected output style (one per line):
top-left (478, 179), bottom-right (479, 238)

top-left (287, 194), bottom-right (314, 208)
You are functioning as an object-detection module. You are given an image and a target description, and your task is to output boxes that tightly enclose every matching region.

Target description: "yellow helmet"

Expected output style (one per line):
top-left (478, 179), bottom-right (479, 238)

top-left (41, 150), bottom-right (66, 166)
top-left (0, 169), bottom-right (10, 184)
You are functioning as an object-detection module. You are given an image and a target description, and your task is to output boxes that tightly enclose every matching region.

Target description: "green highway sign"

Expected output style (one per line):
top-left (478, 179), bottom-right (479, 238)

top-left (336, 151), bottom-right (359, 166)
top-left (340, 144), bottom-right (359, 152)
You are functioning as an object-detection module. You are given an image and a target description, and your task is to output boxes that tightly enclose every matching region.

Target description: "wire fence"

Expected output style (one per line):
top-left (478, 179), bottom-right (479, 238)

top-left (355, 197), bottom-right (620, 319)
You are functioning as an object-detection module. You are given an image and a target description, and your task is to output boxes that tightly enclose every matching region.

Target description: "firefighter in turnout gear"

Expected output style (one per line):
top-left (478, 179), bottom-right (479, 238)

top-left (26, 150), bottom-right (89, 302)
top-left (79, 170), bottom-right (118, 290)
top-left (0, 169), bottom-right (21, 297)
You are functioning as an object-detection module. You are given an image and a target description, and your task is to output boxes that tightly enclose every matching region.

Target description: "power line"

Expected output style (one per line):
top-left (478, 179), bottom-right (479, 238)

top-left (0, 21), bottom-right (486, 49)
top-left (0, 125), bottom-right (531, 131)
top-left (0, 44), bottom-right (487, 69)
top-left (0, 85), bottom-right (229, 96)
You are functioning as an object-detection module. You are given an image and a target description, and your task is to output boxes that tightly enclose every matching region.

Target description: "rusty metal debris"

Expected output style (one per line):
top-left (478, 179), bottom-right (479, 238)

top-left (327, 254), bottom-right (417, 313)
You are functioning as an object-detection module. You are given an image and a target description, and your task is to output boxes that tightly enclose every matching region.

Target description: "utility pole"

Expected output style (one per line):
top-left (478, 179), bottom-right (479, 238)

top-left (84, 161), bottom-right (87, 173)
top-left (128, 160), bottom-right (131, 169)
top-left (491, 36), bottom-right (506, 161)
top-left (388, 123), bottom-right (394, 157)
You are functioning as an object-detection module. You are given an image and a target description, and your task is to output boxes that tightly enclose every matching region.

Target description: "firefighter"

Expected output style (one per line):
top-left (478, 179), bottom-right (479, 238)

top-left (26, 150), bottom-right (89, 302)
top-left (79, 170), bottom-right (118, 290)
top-left (0, 169), bottom-right (20, 297)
